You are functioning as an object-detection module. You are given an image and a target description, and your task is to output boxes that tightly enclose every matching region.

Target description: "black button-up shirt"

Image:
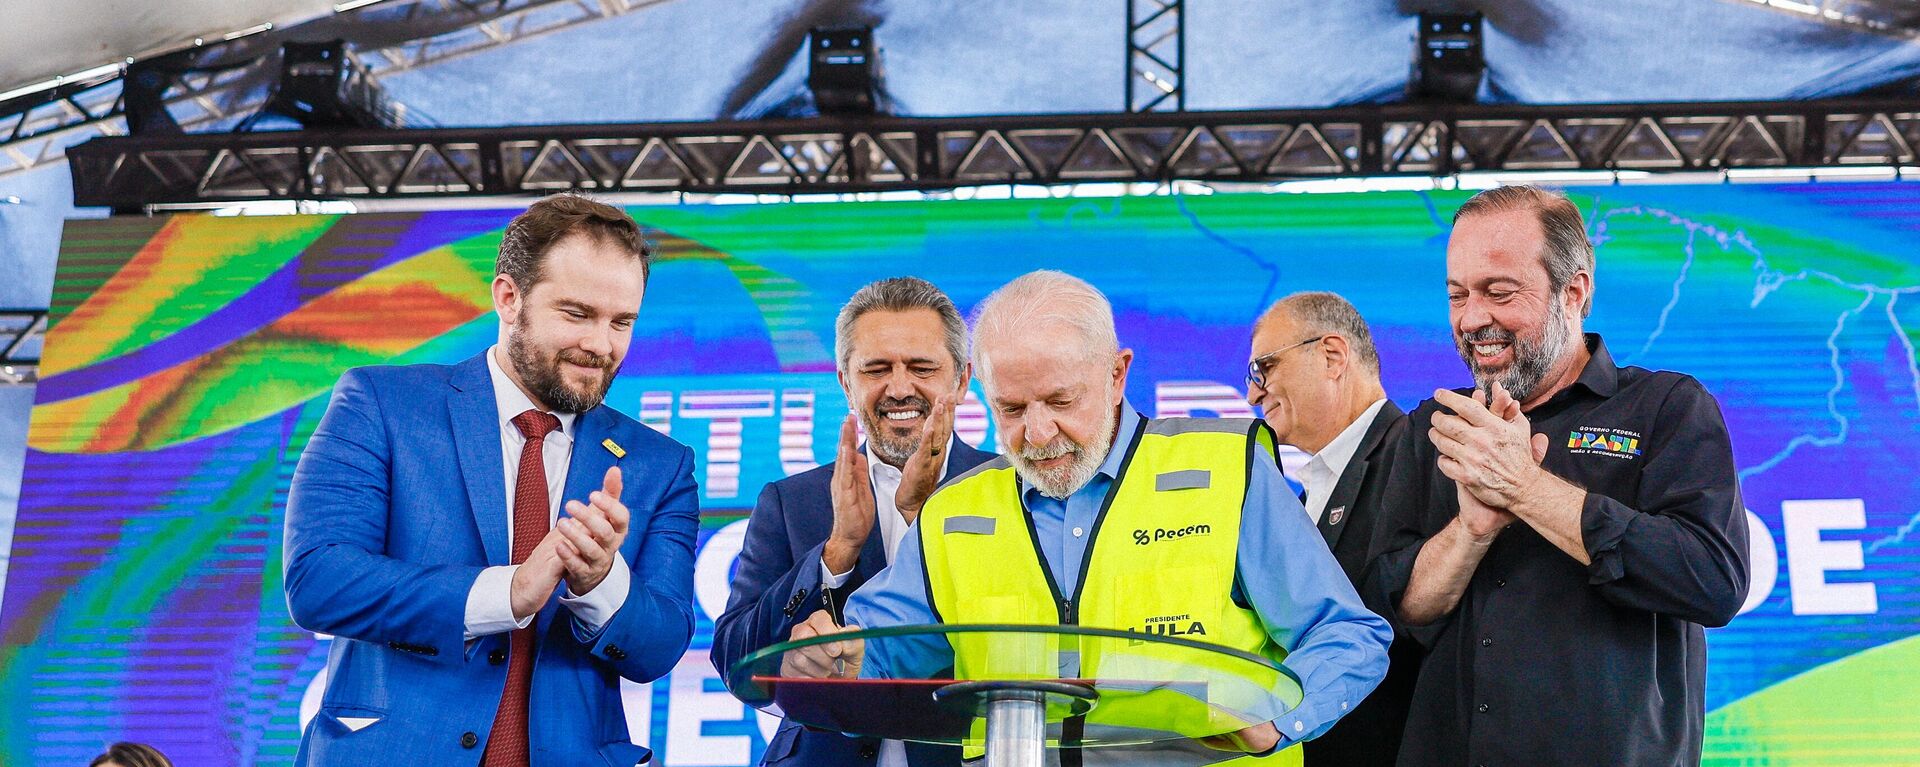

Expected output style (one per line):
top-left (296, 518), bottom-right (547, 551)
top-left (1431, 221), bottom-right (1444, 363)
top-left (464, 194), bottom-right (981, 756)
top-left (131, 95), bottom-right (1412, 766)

top-left (1368, 334), bottom-right (1750, 767)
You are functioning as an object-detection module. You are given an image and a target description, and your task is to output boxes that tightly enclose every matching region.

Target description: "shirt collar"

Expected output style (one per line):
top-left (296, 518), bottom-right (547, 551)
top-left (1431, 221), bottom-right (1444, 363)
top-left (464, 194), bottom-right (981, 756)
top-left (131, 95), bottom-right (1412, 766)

top-left (1098, 402), bottom-right (1145, 482)
top-left (1304, 398), bottom-right (1387, 482)
top-left (1567, 333), bottom-right (1618, 398)
top-left (486, 345), bottom-right (577, 440)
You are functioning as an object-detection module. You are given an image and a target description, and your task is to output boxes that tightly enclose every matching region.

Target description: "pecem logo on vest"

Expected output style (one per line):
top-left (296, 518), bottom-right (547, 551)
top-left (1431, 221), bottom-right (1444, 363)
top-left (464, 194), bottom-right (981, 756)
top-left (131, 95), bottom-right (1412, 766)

top-left (1132, 523), bottom-right (1213, 546)
top-left (1128, 613), bottom-right (1209, 644)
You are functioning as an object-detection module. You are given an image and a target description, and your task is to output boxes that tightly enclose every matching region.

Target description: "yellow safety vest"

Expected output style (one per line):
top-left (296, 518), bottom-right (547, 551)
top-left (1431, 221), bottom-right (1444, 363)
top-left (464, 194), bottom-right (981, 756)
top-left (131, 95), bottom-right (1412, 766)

top-left (918, 417), bottom-right (1302, 765)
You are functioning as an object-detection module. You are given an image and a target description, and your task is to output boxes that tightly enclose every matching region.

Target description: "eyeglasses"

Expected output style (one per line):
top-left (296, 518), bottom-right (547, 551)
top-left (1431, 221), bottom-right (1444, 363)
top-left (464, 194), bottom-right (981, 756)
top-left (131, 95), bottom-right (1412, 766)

top-left (1246, 335), bottom-right (1330, 388)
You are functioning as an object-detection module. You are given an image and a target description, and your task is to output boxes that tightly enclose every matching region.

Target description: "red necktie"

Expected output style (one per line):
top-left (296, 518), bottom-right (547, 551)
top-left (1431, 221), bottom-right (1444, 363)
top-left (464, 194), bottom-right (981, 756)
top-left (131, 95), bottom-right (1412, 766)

top-left (484, 409), bottom-right (560, 767)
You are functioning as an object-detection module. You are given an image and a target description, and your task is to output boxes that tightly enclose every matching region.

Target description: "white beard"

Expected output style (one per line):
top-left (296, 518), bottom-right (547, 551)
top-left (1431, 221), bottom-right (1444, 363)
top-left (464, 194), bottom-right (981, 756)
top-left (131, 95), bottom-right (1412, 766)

top-left (1005, 404), bottom-right (1118, 500)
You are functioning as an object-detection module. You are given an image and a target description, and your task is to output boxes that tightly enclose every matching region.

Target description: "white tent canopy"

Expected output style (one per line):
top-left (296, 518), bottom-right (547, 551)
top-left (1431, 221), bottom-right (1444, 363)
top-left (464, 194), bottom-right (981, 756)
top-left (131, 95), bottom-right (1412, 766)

top-left (2, 0), bottom-right (337, 98)
top-left (7, 0), bottom-right (1920, 119)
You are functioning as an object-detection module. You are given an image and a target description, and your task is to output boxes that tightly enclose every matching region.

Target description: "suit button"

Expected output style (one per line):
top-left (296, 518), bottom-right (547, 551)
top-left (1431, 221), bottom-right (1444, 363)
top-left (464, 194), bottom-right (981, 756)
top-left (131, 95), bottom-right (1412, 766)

top-left (461, 731), bottom-right (478, 748)
top-left (1477, 703), bottom-right (1490, 713)
top-left (1495, 579), bottom-right (1506, 588)
top-left (607, 645), bottom-right (628, 661)
top-left (858, 743), bottom-right (877, 759)
top-left (489, 649), bottom-right (506, 665)
top-left (1481, 637), bottom-right (1493, 647)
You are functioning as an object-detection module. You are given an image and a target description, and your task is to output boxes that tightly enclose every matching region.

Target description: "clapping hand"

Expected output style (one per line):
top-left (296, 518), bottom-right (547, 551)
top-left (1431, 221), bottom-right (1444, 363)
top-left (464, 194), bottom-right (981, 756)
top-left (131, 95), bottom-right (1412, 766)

top-left (555, 466), bottom-right (630, 596)
top-left (1429, 383), bottom-right (1550, 538)
top-left (894, 392), bottom-right (958, 523)
top-left (1429, 382), bottom-right (1550, 511)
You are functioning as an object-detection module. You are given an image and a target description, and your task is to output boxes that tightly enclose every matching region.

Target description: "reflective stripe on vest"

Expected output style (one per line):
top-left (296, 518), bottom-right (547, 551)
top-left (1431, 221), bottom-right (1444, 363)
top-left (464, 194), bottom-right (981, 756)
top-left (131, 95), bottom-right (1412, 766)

top-left (918, 417), bottom-right (1302, 765)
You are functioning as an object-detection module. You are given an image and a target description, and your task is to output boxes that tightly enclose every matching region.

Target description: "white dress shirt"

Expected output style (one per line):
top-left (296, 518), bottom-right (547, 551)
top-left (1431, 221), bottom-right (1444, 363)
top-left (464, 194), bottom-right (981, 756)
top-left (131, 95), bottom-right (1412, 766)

top-left (1297, 398), bottom-right (1388, 525)
top-left (820, 442), bottom-right (952, 767)
top-left (462, 345), bottom-right (632, 640)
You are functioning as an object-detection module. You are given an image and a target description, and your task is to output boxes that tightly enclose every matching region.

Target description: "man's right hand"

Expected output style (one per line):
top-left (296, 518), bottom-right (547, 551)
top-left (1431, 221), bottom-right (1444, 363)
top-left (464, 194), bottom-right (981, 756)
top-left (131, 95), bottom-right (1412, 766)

top-left (1449, 385), bottom-right (1547, 542)
top-left (780, 610), bottom-right (865, 679)
top-left (823, 415), bottom-right (876, 577)
top-left (1456, 480), bottom-right (1517, 540)
top-left (1197, 721), bottom-right (1281, 754)
top-left (509, 529), bottom-right (567, 621)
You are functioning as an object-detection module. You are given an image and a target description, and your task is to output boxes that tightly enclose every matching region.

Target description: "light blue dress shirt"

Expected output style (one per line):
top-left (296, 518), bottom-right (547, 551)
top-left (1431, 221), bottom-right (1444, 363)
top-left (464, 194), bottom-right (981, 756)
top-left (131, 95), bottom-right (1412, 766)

top-left (846, 403), bottom-right (1393, 749)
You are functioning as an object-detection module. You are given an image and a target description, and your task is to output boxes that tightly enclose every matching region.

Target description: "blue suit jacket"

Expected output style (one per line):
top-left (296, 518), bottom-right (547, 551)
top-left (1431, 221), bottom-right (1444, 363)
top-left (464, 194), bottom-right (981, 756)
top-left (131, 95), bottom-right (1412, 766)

top-left (284, 352), bottom-right (700, 767)
top-left (710, 438), bottom-right (992, 767)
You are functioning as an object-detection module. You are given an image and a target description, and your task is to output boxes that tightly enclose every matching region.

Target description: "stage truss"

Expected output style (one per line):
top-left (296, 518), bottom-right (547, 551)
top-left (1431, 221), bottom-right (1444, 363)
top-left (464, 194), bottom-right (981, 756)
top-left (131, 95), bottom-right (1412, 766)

top-left (0, 309), bottom-right (45, 386)
top-left (63, 98), bottom-right (1920, 207)
top-left (1127, 0), bottom-right (1184, 113)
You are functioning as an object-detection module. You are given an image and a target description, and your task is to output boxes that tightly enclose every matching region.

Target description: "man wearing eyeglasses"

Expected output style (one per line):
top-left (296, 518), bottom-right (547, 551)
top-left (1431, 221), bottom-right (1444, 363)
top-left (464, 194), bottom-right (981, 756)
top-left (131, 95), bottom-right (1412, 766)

top-left (1245, 292), bottom-right (1414, 767)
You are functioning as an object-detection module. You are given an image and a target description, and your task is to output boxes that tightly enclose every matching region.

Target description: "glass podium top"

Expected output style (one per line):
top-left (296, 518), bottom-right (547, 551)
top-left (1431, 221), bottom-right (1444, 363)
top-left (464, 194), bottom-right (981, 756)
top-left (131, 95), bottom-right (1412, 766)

top-left (727, 623), bottom-right (1304, 749)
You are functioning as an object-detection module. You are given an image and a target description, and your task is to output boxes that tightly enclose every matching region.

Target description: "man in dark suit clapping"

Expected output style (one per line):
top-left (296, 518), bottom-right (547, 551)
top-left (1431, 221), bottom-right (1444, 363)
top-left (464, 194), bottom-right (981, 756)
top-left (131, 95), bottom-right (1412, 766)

top-left (712, 277), bottom-right (989, 767)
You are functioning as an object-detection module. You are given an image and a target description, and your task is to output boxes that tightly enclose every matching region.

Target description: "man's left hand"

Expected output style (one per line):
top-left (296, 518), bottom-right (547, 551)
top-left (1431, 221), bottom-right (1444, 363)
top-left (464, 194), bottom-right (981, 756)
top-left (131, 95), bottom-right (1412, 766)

top-left (556, 465), bottom-right (630, 595)
top-left (1197, 721), bottom-right (1281, 754)
top-left (1428, 382), bottom-right (1550, 510)
top-left (894, 392), bottom-right (957, 524)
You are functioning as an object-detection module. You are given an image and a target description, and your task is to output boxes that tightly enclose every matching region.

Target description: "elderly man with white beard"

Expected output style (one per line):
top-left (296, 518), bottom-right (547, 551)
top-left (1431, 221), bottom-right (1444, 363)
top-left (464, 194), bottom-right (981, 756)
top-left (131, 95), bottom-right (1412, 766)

top-left (783, 270), bottom-right (1391, 766)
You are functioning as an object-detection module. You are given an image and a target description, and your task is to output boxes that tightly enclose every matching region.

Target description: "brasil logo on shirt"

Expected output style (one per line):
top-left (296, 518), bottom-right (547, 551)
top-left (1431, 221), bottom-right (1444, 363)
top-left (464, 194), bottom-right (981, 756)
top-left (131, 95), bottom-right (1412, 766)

top-left (1567, 427), bottom-right (1644, 459)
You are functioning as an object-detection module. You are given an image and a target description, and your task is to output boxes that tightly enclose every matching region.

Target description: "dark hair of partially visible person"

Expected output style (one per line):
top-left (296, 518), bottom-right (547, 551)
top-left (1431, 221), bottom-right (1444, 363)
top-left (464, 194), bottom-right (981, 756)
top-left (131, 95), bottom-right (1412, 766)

top-left (89, 742), bottom-right (173, 767)
top-left (495, 192), bottom-right (655, 293)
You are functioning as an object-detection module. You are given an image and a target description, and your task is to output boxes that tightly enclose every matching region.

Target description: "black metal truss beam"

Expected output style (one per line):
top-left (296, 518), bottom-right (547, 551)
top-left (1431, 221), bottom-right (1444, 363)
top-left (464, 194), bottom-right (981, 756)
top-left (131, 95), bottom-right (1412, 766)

top-left (65, 98), bottom-right (1920, 206)
top-left (1127, 0), bottom-right (1184, 112)
top-left (0, 308), bottom-right (46, 386)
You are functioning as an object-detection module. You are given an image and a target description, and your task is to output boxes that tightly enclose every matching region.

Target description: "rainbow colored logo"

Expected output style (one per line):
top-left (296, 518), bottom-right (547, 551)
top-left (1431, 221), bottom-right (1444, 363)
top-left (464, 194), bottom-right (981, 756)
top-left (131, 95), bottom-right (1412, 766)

top-left (1567, 428), bottom-right (1643, 458)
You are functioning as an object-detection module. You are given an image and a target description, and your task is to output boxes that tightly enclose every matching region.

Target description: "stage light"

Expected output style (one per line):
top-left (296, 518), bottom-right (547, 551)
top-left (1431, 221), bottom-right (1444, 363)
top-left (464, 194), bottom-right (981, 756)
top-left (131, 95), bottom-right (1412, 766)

top-left (250, 40), bottom-right (400, 130)
top-left (123, 60), bottom-right (183, 136)
top-left (1409, 12), bottom-right (1485, 103)
top-left (807, 26), bottom-right (886, 115)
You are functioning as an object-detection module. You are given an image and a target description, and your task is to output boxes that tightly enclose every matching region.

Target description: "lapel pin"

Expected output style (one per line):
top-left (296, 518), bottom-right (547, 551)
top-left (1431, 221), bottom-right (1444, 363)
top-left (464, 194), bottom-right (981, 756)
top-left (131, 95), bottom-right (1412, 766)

top-left (1328, 506), bottom-right (1346, 525)
top-left (602, 438), bottom-right (626, 458)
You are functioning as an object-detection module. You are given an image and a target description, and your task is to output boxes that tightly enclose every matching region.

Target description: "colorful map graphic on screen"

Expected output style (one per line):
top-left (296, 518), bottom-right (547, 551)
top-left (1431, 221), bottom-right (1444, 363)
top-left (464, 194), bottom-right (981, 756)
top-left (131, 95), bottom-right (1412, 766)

top-left (3, 185), bottom-right (1918, 765)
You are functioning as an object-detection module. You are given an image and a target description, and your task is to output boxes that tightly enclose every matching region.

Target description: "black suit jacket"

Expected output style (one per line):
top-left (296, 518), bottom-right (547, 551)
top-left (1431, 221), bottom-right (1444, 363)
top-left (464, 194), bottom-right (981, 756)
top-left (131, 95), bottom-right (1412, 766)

top-left (1300, 401), bottom-right (1421, 767)
top-left (710, 437), bottom-right (993, 767)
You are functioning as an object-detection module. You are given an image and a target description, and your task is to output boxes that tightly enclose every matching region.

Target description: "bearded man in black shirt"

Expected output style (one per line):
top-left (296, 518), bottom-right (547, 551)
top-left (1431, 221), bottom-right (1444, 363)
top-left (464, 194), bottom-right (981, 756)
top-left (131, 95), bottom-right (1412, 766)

top-left (1368, 185), bottom-right (1751, 767)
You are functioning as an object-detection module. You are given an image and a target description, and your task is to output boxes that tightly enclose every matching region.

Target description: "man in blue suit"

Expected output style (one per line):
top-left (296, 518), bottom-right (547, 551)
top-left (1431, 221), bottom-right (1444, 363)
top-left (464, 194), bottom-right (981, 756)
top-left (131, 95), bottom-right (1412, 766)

top-left (712, 277), bottom-right (990, 767)
top-left (285, 194), bottom-right (699, 767)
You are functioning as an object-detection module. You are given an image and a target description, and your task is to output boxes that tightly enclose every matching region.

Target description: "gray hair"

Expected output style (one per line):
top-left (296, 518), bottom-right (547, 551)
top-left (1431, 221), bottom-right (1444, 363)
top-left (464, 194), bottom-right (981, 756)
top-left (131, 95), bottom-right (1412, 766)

top-left (833, 276), bottom-right (969, 371)
top-left (1452, 185), bottom-right (1596, 317)
top-left (970, 270), bottom-right (1119, 387)
top-left (1258, 291), bottom-right (1381, 376)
